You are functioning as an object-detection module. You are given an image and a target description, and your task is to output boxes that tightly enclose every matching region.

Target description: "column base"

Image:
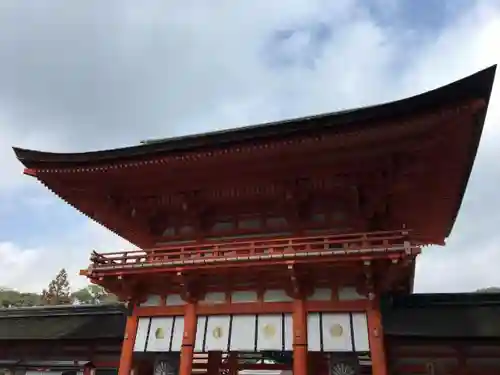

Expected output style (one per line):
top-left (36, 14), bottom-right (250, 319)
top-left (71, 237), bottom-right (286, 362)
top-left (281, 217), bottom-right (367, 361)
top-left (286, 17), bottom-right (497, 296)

top-left (118, 315), bottom-right (139, 375)
top-left (293, 345), bottom-right (308, 375)
top-left (367, 307), bottom-right (388, 375)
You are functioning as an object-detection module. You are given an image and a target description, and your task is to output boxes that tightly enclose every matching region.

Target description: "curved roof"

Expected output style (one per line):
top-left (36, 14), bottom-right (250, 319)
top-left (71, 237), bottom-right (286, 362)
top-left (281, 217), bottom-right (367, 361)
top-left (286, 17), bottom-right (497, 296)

top-left (11, 66), bottom-right (497, 247)
top-left (13, 65), bottom-right (497, 169)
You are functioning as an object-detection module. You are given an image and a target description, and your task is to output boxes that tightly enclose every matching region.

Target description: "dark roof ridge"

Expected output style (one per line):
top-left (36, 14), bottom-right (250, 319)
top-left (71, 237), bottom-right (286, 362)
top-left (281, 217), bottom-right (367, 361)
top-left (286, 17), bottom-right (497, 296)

top-left (13, 65), bottom-right (497, 168)
top-left (0, 303), bottom-right (126, 318)
top-left (386, 292), bottom-right (500, 308)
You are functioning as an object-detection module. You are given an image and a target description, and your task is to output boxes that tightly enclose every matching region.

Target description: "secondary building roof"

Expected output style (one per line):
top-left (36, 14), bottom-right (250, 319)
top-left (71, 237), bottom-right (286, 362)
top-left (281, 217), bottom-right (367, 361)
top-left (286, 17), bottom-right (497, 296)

top-left (0, 294), bottom-right (499, 341)
top-left (383, 293), bottom-right (500, 339)
top-left (0, 303), bottom-right (126, 340)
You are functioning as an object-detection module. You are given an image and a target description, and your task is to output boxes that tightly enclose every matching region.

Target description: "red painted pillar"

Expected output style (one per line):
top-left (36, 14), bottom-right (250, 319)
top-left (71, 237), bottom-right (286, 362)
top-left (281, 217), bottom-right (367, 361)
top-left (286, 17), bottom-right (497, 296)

top-left (292, 298), bottom-right (308, 375)
top-left (178, 301), bottom-right (197, 375)
top-left (118, 312), bottom-right (138, 375)
top-left (367, 303), bottom-right (388, 375)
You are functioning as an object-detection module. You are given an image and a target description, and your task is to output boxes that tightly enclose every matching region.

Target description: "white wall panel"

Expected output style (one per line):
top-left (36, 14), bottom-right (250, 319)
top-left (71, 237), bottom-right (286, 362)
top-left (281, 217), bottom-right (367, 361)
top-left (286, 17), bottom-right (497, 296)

top-left (322, 313), bottom-right (352, 352)
top-left (307, 313), bottom-right (321, 351)
top-left (256, 314), bottom-right (282, 351)
top-left (133, 317), bottom-right (150, 352)
top-left (146, 317), bottom-right (174, 352)
top-left (230, 315), bottom-right (256, 351)
top-left (204, 315), bottom-right (231, 351)
top-left (283, 314), bottom-right (293, 351)
top-left (170, 316), bottom-right (185, 352)
top-left (352, 312), bottom-right (370, 352)
top-left (136, 311), bottom-right (368, 354)
top-left (194, 316), bottom-right (207, 352)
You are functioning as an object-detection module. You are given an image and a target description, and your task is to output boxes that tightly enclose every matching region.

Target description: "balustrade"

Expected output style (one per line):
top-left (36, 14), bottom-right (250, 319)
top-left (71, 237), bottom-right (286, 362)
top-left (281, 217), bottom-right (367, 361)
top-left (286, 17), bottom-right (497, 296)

top-left (87, 230), bottom-right (415, 272)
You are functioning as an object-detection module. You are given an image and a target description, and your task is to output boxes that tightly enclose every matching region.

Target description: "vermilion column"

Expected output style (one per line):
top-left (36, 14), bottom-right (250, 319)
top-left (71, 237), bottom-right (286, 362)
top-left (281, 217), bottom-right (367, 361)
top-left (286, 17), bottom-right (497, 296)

top-left (118, 311), bottom-right (139, 375)
top-left (178, 301), bottom-right (197, 375)
top-left (292, 298), bottom-right (308, 375)
top-left (367, 304), bottom-right (388, 375)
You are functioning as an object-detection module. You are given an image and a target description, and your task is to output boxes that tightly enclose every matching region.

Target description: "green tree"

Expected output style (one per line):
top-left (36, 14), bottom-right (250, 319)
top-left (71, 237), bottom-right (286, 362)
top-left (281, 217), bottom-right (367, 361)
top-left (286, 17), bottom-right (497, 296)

top-left (0, 287), bottom-right (42, 307)
top-left (71, 285), bottom-right (118, 304)
top-left (475, 287), bottom-right (500, 293)
top-left (17, 292), bottom-right (42, 306)
top-left (41, 269), bottom-right (72, 305)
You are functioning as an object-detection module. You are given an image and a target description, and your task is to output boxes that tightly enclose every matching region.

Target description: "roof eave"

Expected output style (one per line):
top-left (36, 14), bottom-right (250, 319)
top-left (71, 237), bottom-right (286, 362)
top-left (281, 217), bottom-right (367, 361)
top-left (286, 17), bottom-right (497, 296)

top-left (13, 65), bottom-right (497, 169)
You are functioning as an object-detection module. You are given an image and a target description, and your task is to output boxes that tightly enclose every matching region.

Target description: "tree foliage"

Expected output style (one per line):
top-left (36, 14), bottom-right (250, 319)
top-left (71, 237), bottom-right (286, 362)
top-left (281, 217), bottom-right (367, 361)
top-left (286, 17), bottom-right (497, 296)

top-left (41, 268), bottom-right (72, 305)
top-left (0, 288), bottom-right (41, 307)
top-left (475, 287), bottom-right (500, 293)
top-left (0, 270), bottom-right (118, 308)
top-left (72, 285), bottom-right (118, 304)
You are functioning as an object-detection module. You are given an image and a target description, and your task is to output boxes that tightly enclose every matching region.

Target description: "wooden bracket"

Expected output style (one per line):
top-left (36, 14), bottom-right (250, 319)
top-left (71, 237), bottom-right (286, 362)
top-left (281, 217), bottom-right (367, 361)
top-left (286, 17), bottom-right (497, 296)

top-left (286, 264), bottom-right (313, 299)
top-left (287, 264), bottom-right (301, 297)
top-left (281, 179), bottom-right (313, 224)
top-left (176, 272), bottom-right (199, 303)
top-left (179, 191), bottom-right (212, 233)
top-left (361, 260), bottom-right (376, 300)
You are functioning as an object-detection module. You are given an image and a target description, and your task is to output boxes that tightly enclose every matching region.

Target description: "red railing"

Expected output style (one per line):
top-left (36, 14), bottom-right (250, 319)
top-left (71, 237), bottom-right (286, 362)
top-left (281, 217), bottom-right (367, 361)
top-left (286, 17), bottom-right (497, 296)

top-left (88, 230), bottom-right (414, 272)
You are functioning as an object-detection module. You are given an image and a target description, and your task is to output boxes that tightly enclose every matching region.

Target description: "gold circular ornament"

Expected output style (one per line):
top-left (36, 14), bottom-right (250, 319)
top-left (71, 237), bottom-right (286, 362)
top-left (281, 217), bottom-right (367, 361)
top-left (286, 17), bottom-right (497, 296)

top-left (262, 324), bottom-right (276, 338)
top-left (212, 326), bottom-right (223, 339)
top-left (155, 327), bottom-right (165, 339)
top-left (330, 324), bottom-right (344, 337)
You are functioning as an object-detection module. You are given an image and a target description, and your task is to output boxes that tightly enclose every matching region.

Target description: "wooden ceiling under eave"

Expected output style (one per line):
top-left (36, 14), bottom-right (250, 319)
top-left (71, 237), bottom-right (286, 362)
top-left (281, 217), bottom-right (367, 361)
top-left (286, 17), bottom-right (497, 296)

top-left (13, 66), bottom-right (497, 248)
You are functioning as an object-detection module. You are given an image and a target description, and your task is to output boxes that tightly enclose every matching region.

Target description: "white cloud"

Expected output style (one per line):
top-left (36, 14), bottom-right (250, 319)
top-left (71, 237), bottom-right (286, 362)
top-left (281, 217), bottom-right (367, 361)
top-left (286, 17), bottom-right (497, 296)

top-left (0, 218), bottom-right (134, 293)
top-left (1, 0), bottom-right (500, 293)
top-left (0, 108), bottom-right (69, 192)
top-left (0, 242), bottom-right (43, 291)
top-left (415, 239), bottom-right (500, 293)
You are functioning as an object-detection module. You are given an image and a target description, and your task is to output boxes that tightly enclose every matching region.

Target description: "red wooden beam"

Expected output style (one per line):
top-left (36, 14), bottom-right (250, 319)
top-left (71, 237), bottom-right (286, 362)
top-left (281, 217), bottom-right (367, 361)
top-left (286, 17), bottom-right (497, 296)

top-left (135, 300), bottom-right (368, 316)
top-left (24, 168), bottom-right (38, 177)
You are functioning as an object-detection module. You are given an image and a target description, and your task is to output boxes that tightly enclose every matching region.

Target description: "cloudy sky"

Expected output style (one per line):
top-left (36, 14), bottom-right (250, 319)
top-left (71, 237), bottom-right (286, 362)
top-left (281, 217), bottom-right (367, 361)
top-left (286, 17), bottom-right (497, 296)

top-left (0, 0), bottom-right (499, 293)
